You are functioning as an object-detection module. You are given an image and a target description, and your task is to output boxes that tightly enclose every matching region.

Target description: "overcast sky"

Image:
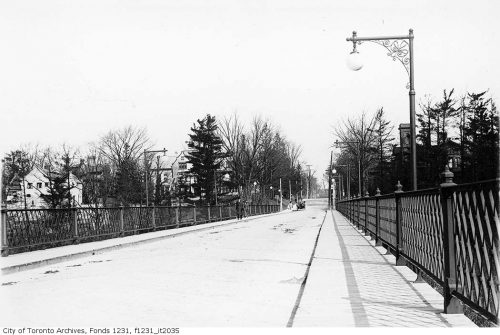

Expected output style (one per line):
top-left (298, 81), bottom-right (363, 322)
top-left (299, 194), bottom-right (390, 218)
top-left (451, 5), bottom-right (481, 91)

top-left (1, 0), bottom-right (499, 176)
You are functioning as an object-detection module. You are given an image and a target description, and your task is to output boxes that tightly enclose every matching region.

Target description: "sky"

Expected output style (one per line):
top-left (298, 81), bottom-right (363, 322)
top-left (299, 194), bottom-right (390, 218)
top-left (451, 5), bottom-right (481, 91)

top-left (1, 0), bottom-right (499, 177)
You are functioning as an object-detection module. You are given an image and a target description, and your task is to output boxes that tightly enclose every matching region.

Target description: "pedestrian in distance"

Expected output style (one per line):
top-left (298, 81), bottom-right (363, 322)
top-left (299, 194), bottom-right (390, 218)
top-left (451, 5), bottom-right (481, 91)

top-left (236, 198), bottom-right (243, 220)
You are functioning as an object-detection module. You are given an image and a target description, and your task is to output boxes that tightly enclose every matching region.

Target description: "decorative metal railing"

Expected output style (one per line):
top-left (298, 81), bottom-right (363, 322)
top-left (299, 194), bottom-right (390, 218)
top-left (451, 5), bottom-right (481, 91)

top-left (451, 181), bottom-right (499, 324)
top-left (401, 189), bottom-right (445, 283)
top-left (1, 204), bottom-right (280, 256)
top-left (335, 177), bottom-right (499, 325)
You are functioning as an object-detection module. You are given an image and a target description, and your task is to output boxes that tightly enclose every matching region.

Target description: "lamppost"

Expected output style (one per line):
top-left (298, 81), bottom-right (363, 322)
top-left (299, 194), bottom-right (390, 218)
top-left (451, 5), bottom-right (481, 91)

top-left (334, 164), bottom-right (350, 198)
top-left (346, 29), bottom-right (417, 190)
top-left (334, 140), bottom-right (361, 196)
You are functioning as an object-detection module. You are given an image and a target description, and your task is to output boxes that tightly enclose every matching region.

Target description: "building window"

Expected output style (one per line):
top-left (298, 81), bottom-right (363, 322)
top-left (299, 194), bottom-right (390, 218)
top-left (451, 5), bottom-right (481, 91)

top-left (27, 183), bottom-right (33, 189)
top-left (26, 194), bottom-right (31, 197)
top-left (45, 182), bottom-right (49, 187)
top-left (37, 182), bottom-right (42, 188)
top-left (179, 163), bottom-right (187, 170)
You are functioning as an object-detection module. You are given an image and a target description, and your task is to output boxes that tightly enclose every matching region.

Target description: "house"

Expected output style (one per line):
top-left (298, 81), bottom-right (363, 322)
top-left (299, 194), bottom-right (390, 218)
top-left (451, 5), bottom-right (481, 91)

top-left (150, 148), bottom-right (234, 203)
top-left (148, 150), bottom-right (195, 199)
top-left (6, 166), bottom-right (83, 209)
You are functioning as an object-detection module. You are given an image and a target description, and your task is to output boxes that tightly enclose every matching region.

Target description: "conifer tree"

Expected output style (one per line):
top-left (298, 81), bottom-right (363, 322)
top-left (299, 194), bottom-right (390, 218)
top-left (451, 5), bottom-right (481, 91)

top-left (464, 91), bottom-right (499, 180)
top-left (186, 114), bottom-right (226, 204)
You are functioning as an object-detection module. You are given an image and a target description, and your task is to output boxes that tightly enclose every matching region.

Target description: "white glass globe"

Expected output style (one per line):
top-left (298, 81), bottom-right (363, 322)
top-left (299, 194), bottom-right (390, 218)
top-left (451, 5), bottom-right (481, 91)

top-left (346, 51), bottom-right (363, 71)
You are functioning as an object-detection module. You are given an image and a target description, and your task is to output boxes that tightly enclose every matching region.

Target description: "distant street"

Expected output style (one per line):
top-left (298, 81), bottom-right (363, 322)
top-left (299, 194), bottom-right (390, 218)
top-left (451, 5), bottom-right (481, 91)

top-left (1, 201), bottom-right (327, 326)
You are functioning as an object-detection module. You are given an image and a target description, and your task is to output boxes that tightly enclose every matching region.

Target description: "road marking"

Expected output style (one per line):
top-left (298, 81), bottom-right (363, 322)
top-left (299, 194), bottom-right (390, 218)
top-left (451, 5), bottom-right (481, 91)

top-left (286, 210), bottom-right (326, 327)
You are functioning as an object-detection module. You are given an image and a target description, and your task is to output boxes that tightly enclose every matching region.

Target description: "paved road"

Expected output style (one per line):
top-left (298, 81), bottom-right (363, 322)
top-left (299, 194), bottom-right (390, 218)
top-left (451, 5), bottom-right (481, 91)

top-left (1, 202), bottom-right (327, 326)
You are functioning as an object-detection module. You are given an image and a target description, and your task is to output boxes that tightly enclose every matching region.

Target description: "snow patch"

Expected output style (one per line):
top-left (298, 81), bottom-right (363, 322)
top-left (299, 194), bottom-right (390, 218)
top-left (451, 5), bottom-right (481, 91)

top-left (280, 276), bottom-right (304, 284)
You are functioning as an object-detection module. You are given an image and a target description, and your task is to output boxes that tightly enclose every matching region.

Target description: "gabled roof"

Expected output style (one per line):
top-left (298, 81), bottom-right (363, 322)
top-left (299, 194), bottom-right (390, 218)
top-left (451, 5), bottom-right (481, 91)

top-left (27, 165), bottom-right (82, 183)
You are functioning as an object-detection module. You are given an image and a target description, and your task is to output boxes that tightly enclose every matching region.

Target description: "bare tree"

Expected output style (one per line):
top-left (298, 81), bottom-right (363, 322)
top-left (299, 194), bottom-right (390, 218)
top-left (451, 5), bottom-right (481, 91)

top-left (96, 126), bottom-right (152, 167)
top-left (2, 143), bottom-right (40, 209)
top-left (95, 126), bottom-right (152, 205)
top-left (218, 113), bottom-right (246, 192)
top-left (334, 111), bottom-right (380, 195)
top-left (219, 114), bottom-right (304, 203)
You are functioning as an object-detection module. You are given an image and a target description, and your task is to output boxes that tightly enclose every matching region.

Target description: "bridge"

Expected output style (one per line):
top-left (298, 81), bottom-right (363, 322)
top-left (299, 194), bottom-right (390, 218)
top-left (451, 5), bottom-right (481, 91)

top-left (2, 192), bottom-right (497, 327)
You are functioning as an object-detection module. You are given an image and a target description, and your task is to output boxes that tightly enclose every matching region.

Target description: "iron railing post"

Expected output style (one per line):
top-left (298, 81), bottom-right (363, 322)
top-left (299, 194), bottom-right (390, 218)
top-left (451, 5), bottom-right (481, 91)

top-left (375, 188), bottom-right (382, 246)
top-left (119, 205), bottom-right (125, 236)
top-left (1, 209), bottom-right (9, 256)
top-left (348, 201), bottom-right (351, 221)
top-left (207, 206), bottom-right (211, 222)
top-left (364, 191), bottom-right (369, 236)
top-left (193, 204), bottom-right (197, 225)
top-left (353, 200), bottom-right (356, 227)
top-left (152, 206), bottom-right (156, 231)
top-left (395, 181), bottom-right (405, 266)
top-left (72, 207), bottom-right (79, 244)
top-left (440, 166), bottom-right (462, 314)
top-left (357, 198), bottom-right (360, 229)
top-left (219, 205), bottom-right (222, 219)
top-left (135, 207), bottom-right (139, 235)
top-left (175, 206), bottom-right (180, 228)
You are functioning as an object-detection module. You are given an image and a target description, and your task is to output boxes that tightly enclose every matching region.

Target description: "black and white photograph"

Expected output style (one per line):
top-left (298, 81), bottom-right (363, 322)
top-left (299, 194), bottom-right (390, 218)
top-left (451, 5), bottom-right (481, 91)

top-left (0, 0), bottom-right (498, 331)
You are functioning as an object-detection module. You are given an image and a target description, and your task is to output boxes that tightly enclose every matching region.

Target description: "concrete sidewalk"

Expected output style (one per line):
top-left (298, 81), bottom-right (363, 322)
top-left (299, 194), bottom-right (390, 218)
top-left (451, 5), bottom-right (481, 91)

top-left (1, 210), bottom-right (284, 274)
top-left (291, 210), bottom-right (476, 327)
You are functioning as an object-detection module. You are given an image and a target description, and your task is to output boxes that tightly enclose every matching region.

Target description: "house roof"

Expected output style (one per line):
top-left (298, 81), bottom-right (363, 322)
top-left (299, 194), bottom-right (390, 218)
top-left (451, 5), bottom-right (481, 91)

top-left (28, 165), bottom-right (82, 183)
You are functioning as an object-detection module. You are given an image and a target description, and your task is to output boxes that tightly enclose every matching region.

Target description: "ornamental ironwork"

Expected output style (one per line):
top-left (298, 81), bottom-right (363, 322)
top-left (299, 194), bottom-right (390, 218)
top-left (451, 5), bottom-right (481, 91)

top-left (358, 39), bottom-right (411, 88)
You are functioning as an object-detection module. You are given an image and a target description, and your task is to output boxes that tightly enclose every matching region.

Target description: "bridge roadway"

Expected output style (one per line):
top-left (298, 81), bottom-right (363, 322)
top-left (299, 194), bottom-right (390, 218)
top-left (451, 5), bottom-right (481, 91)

top-left (0, 199), bottom-right (476, 327)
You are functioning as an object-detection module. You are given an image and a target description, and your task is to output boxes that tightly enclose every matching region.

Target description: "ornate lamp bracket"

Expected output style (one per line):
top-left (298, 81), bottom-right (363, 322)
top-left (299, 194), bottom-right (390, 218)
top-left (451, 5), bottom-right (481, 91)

top-left (348, 31), bottom-right (413, 89)
top-left (371, 39), bottom-right (410, 88)
top-left (358, 39), bottom-right (410, 89)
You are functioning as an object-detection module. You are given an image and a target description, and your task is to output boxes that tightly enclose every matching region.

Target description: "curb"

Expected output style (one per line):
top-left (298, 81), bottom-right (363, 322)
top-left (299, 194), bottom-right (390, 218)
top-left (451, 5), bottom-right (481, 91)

top-left (2, 210), bottom-right (288, 275)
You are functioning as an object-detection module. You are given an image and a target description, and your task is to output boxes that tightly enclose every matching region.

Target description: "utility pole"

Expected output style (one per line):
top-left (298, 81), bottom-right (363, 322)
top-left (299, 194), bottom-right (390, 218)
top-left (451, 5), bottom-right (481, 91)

top-left (328, 151), bottom-right (333, 208)
top-left (300, 178), bottom-right (303, 199)
top-left (155, 155), bottom-right (161, 205)
top-left (279, 178), bottom-right (283, 210)
top-left (144, 149), bottom-right (148, 206)
top-left (306, 164), bottom-right (312, 199)
top-left (144, 148), bottom-right (167, 207)
top-left (214, 170), bottom-right (217, 206)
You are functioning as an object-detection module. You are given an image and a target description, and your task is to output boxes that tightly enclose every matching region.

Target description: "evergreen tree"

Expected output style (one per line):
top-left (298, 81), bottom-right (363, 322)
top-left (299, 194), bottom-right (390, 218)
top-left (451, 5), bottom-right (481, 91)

top-left (433, 89), bottom-right (458, 145)
top-left (464, 91), bottom-right (499, 181)
top-left (417, 96), bottom-right (434, 148)
top-left (371, 108), bottom-right (394, 193)
top-left (186, 114), bottom-right (226, 204)
top-left (115, 158), bottom-right (143, 205)
top-left (416, 89), bottom-right (458, 187)
top-left (40, 171), bottom-right (71, 209)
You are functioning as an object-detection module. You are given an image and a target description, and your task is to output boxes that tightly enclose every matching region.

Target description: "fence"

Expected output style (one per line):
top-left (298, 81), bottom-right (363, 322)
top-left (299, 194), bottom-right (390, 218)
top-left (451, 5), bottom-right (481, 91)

top-left (336, 170), bottom-right (499, 326)
top-left (1, 204), bottom-right (280, 257)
